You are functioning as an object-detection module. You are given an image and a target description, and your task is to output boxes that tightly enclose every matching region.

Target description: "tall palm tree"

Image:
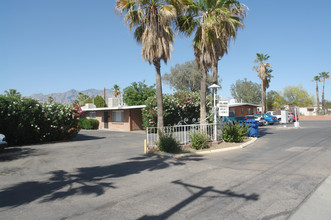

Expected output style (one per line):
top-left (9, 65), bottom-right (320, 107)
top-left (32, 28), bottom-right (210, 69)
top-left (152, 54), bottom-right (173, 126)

top-left (312, 75), bottom-right (321, 114)
top-left (319, 71), bottom-right (330, 113)
top-left (112, 84), bottom-right (121, 98)
top-left (5, 89), bottom-right (21, 99)
top-left (253, 53), bottom-right (272, 113)
top-left (177, 0), bottom-right (246, 123)
top-left (115, 0), bottom-right (182, 127)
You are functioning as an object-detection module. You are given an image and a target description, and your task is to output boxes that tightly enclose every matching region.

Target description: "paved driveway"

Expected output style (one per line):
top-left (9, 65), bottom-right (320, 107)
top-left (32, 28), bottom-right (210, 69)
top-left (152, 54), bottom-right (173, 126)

top-left (0, 122), bottom-right (331, 219)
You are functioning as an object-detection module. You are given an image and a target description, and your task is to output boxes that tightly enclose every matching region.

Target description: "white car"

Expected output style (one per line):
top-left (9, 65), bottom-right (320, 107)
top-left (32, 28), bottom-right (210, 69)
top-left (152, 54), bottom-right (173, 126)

top-left (0, 134), bottom-right (8, 152)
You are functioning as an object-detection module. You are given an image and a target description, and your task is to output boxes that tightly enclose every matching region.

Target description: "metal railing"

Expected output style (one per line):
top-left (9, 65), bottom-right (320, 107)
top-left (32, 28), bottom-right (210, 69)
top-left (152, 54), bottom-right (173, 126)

top-left (146, 123), bottom-right (223, 147)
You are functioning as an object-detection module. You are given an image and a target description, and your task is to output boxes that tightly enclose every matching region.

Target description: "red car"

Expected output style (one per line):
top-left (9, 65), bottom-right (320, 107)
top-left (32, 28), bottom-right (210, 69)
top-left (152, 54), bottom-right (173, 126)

top-left (288, 112), bottom-right (298, 122)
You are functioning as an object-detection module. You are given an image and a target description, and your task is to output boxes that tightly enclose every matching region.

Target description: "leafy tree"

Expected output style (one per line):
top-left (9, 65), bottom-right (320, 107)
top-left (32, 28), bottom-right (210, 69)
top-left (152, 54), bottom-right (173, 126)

top-left (93, 95), bottom-right (107, 108)
top-left (312, 75), bottom-right (321, 113)
top-left (4, 89), bottom-right (21, 99)
top-left (177, 0), bottom-right (246, 123)
top-left (283, 85), bottom-right (314, 107)
top-left (266, 90), bottom-right (281, 111)
top-left (123, 81), bottom-right (156, 106)
top-left (230, 78), bottom-right (261, 104)
top-left (163, 60), bottom-right (214, 92)
top-left (319, 72), bottom-right (330, 113)
top-left (48, 96), bottom-right (54, 103)
top-left (115, 0), bottom-right (184, 128)
top-left (253, 53), bottom-right (273, 113)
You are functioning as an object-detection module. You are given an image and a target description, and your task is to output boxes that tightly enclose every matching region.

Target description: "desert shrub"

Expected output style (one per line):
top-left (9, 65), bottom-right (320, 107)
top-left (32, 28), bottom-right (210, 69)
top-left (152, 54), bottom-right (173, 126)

top-left (156, 130), bottom-right (180, 153)
top-left (190, 132), bottom-right (209, 150)
top-left (79, 118), bottom-right (99, 130)
top-left (222, 121), bottom-right (250, 143)
top-left (0, 95), bottom-right (81, 146)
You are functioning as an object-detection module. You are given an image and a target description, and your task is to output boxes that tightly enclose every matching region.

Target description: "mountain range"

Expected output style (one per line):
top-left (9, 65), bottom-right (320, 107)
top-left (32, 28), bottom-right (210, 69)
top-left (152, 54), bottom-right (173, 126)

top-left (30, 89), bottom-right (115, 104)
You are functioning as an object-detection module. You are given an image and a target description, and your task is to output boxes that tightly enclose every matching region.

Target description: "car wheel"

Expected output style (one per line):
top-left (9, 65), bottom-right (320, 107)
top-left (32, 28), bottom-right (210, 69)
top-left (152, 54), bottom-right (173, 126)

top-left (264, 121), bottom-right (269, 126)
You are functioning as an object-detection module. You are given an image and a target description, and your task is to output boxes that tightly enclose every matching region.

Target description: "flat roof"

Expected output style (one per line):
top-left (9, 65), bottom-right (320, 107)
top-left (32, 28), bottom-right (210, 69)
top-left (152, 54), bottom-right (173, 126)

top-left (228, 103), bottom-right (261, 107)
top-left (82, 105), bottom-right (146, 112)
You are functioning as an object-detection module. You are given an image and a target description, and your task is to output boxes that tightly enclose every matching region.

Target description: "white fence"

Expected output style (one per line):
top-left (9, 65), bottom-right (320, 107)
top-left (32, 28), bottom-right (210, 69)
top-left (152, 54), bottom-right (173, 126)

top-left (146, 123), bottom-right (223, 147)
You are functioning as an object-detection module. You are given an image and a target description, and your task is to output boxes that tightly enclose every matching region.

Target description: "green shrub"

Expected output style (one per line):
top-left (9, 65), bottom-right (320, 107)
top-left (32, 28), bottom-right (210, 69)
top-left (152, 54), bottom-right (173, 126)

top-left (0, 95), bottom-right (81, 146)
top-left (79, 118), bottom-right (99, 130)
top-left (222, 121), bottom-right (250, 143)
top-left (190, 132), bottom-right (209, 150)
top-left (156, 130), bottom-right (180, 153)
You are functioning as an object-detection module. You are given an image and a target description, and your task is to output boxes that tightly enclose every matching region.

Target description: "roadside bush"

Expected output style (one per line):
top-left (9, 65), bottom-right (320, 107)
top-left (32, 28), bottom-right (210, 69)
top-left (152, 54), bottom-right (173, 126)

top-left (142, 91), bottom-right (212, 129)
top-left (0, 95), bottom-right (81, 146)
top-left (190, 132), bottom-right (209, 150)
top-left (156, 130), bottom-right (180, 153)
top-left (222, 121), bottom-right (250, 143)
top-left (78, 118), bottom-right (99, 130)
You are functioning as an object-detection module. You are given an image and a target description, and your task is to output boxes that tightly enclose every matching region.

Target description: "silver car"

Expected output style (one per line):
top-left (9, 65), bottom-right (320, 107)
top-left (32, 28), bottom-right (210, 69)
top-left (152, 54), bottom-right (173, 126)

top-left (0, 134), bottom-right (8, 152)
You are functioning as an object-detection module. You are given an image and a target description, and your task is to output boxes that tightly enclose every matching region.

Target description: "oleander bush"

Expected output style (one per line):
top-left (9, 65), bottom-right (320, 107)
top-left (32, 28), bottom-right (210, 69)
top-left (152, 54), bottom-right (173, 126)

top-left (142, 91), bottom-right (212, 129)
top-left (0, 95), bottom-right (82, 146)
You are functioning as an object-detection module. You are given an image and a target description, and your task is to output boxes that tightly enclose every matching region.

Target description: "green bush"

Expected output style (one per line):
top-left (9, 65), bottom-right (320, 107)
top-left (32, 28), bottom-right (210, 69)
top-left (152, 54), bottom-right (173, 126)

top-left (0, 95), bottom-right (81, 146)
top-left (190, 132), bottom-right (209, 150)
top-left (78, 118), bottom-right (99, 130)
top-left (222, 121), bottom-right (250, 143)
top-left (156, 130), bottom-right (180, 153)
top-left (142, 91), bottom-right (212, 129)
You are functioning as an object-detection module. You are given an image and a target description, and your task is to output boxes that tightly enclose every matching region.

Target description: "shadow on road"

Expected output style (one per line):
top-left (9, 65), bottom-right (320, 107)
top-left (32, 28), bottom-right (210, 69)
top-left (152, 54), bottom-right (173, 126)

top-left (258, 127), bottom-right (274, 138)
top-left (0, 154), bottom-right (204, 208)
top-left (0, 148), bottom-right (39, 162)
top-left (71, 133), bottom-right (106, 142)
top-left (139, 180), bottom-right (259, 219)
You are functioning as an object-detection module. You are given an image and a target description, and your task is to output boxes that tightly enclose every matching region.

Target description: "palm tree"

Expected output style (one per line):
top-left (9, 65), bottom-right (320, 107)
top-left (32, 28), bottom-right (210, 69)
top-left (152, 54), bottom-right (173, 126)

top-left (177, 0), bottom-right (246, 123)
top-left (253, 53), bottom-right (272, 113)
top-left (319, 72), bottom-right (330, 113)
top-left (4, 89), bottom-right (21, 99)
top-left (112, 84), bottom-right (121, 98)
top-left (312, 75), bottom-right (321, 114)
top-left (115, 0), bottom-right (183, 128)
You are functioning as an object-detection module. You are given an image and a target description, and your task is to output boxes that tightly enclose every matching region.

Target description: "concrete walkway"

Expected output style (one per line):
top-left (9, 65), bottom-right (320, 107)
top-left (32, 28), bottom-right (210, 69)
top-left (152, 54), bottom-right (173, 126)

top-left (289, 175), bottom-right (331, 220)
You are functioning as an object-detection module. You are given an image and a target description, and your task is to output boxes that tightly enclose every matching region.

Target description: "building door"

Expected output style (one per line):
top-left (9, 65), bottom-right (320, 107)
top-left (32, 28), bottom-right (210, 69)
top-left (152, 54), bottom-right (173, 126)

top-left (104, 112), bottom-right (108, 129)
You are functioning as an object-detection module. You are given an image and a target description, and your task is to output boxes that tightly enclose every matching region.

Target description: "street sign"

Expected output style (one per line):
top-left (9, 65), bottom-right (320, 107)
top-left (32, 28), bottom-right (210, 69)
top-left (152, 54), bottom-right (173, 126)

top-left (218, 101), bottom-right (229, 116)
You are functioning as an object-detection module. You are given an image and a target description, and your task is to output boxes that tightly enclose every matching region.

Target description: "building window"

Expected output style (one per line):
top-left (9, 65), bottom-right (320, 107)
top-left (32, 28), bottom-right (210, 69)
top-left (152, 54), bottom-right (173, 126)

top-left (253, 108), bottom-right (257, 114)
top-left (90, 111), bottom-right (96, 119)
top-left (241, 108), bottom-right (244, 114)
top-left (230, 108), bottom-right (236, 117)
top-left (112, 111), bottom-right (124, 122)
top-left (247, 108), bottom-right (251, 115)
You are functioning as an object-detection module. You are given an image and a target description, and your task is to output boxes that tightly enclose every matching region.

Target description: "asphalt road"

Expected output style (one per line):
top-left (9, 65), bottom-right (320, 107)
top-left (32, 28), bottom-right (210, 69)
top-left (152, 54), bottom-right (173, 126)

top-left (0, 121), bottom-right (330, 220)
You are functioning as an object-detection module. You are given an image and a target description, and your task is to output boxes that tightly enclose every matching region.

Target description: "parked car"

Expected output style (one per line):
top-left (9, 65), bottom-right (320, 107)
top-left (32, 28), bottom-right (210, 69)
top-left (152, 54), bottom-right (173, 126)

top-left (254, 113), bottom-right (278, 125)
top-left (266, 111), bottom-right (281, 122)
top-left (288, 112), bottom-right (298, 122)
top-left (245, 115), bottom-right (265, 126)
top-left (0, 134), bottom-right (8, 153)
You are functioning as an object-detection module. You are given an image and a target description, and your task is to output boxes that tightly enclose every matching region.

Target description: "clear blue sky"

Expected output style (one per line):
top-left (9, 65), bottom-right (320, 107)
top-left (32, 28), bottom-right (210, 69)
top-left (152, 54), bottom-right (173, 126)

top-left (1, 0), bottom-right (330, 101)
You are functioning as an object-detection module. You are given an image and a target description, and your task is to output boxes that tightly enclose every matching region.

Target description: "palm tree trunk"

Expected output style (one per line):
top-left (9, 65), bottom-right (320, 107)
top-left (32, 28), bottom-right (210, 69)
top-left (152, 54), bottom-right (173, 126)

top-left (200, 70), bottom-right (207, 124)
top-left (212, 62), bottom-right (218, 107)
top-left (316, 81), bottom-right (320, 114)
top-left (261, 80), bottom-right (266, 113)
top-left (153, 59), bottom-right (164, 128)
top-left (322, 78), bottom-right (325, 113)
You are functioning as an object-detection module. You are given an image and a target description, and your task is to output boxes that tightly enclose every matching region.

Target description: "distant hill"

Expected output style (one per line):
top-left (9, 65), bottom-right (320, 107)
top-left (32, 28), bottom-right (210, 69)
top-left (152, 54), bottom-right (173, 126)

top-left (30, 89), bottom-right (115, 104)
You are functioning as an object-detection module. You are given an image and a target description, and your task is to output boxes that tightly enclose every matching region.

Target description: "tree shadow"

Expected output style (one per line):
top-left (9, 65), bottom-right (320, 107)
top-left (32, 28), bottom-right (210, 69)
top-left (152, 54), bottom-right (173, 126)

top-left (71, 133), bottom-right (106, 142)
top-left (258, 127), bottom-right (274, 137)
top-left (0, 147), bottom-right (39, 162)
top-left (0, 154), bottom-right (204, 208)
top-left (139, 180), bottom-right (259, 219)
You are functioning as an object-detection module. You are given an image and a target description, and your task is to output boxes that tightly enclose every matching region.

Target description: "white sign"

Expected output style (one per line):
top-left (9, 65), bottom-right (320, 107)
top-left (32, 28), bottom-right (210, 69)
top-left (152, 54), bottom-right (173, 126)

top-left (218, 101), bottom-right (229, 116)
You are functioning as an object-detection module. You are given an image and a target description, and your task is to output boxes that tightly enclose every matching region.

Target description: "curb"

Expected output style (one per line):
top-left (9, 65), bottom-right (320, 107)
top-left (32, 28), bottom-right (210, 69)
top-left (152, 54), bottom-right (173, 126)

top-left (154, 137), bottom-right (258, 158)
